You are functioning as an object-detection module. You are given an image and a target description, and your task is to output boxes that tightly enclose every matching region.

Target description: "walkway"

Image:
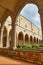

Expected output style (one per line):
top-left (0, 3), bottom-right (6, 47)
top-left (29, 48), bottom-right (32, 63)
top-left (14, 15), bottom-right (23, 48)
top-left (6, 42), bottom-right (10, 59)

top-left (0, 55), bottom-right (37, 65)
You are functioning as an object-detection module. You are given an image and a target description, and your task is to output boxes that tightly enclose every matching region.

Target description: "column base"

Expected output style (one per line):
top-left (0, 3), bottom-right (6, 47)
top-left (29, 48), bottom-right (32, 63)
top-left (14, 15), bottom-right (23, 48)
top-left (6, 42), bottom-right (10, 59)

top-left (0, 43), bottom-right (3, 48)
top-left (13, 47), bottom-right (16, 50)
top-left (8, 46), bottom-right (13, 50)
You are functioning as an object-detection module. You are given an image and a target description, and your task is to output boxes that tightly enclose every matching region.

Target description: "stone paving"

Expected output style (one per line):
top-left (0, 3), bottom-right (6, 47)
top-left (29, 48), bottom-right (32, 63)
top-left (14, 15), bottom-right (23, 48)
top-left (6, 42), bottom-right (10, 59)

top-left (0, 55), bottom-right (37, 65)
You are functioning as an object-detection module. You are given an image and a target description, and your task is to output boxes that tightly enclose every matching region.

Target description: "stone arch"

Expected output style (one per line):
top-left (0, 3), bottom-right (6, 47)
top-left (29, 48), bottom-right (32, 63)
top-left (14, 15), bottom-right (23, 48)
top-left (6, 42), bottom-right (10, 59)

top-left (9, 29), bottom-right (12, 48)
top-left (0, 0), bottom-right (43, 49)
top-left (0, 10), bottom-right (12, 46)
top-left (34, 37), bottom-right (36, 43)
top-left (4, 16), bottom-right (12, 31)
top-left (39, 39), bottom-right (41, 44)
top-left (3, 26), bottom-right (7, 47)
top-left (12, 0), bottom-right (42, 22)
top-left (25, 34), bottom-right (29, 44)
top-left (30, 35), bottom-right (33, 44)
top-left (1, 10), bottom-right (12, 29)
top-left (4, 15), bottom-right (12, 48)
top-left (18, 32), bottom-right (24, 45)
top-left (37, 38), bottom-right (38, 43)
top-left (1, 15), bottom-right (12, 48)
top-left (0, 0), bottom-right (42, 13)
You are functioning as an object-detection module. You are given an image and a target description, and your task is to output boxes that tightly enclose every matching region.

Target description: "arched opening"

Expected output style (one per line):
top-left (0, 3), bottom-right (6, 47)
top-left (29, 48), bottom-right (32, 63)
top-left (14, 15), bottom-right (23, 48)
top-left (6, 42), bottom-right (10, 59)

top-left (9, 30), bottom-right (12, 48)
top-left (16, 3), bottom-right (42, 46)
top-left (3, 26), bottom-right (7, 47)
top-left (25, 34), bottom-right (29, 44)
top-left (37, 38), bottom-right (38, 43)
top-left (34, 37), bottom-right (36, 43)
top-left (18, 32), bottom-right (24, 45)
top-left (30, 36), bottom-right (33, 44)
top-left (0, 1), bottom-right (42, 48)
top-left (1, 16), bottom-right (12, 48)
top-left (39, 39), bottom-right (41, 44)
top-left (20, 4), bottom-right (41, 28)
top-left (10, 0), bottom-right (42, 48)
top-left (5, 16), bottom-right (12, 48)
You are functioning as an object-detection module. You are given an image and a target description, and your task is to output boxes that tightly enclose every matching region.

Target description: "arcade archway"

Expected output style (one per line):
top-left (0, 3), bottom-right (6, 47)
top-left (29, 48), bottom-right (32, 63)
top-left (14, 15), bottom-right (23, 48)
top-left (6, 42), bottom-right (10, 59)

top-left (18, 32), bottom-right (24, 45)
top-left (37, 38), bottom-right (38, 43)
top-left (3, 26), bottom-right (7, 47)
top-left (0, 0), bottom-right (43, 49)
top-left (30, 36), bottom-right (33, 44)
top-left (25, 34), bottom-right (29, 44)
top-left (34, 37), bottom-right (36, 43)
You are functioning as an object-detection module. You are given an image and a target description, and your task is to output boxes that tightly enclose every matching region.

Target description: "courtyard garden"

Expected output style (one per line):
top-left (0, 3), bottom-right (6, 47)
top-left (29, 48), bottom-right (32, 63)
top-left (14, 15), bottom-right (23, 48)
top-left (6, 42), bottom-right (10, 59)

top-left (16, 44), bottom-right (43, 50)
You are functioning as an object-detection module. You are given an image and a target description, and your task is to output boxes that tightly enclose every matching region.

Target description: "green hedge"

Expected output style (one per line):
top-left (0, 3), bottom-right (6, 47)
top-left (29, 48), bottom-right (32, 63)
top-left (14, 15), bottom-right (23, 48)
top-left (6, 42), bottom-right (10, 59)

top-left (16, 44), bottom-right (43, 49)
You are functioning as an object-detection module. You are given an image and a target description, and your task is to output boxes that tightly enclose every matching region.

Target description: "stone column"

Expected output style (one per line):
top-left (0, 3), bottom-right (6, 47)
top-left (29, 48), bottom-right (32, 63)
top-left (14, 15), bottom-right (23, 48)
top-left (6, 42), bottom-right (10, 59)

top-left (0, 23), bottom-right (1, 43)
top-left (0, 26), bottom-right (4, 48)
top-left (0, 27), bottom-right (3, 47)
top-left (23, 35), bottom-right (25, 44)
top-left (9, 15), bottom-right (16, 49)
top-left (32, 37), bottom-right (34, 44)
top-left (0, 27), bottom-right (1, 47)
top-left (16, 33), bottom-right (18, 45)
top-left (13, 23), bottom-right (16, 49)
top-left (29, 36), bottom-right (30, 44)
top-left (39, 10), bottom-right (43, 44)
top-left (6, 32), bottom-right (9, 48)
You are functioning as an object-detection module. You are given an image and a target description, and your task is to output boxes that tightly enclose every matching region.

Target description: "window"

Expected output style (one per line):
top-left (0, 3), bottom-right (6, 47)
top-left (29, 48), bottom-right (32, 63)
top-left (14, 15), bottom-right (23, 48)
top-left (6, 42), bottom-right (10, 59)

top-left (25, 25), bottom-right (27, 28)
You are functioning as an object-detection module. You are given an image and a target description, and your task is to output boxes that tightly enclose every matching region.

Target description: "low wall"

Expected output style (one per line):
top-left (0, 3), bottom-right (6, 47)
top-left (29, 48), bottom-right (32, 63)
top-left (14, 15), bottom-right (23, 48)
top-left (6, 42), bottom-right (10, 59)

top-left (0, 48), bottom-right (43, 65)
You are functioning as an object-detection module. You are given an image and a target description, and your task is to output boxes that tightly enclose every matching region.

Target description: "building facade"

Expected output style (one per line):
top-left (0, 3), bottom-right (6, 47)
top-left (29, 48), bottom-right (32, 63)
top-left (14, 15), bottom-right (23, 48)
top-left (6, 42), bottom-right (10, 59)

top-left (15, 15), bottom-right (42, 45)
top-left (0, 15), bottom-right (42, 48)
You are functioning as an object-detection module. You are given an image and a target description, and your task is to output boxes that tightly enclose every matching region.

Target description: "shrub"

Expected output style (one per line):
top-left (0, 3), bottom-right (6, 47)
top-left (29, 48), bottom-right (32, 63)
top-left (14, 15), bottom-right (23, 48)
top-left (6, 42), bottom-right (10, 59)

top-left (16, 43), bottom-right (40, 49)
top-left (16, 44), bottom-right (21, 48)
top-left (32, 44), bottom-right (39, 49)
top-left (28, 44), bottom-right (32, 48)
top-left (39, 45), bottom-right (43, 48)
top-left (21, 44), bottom-right (26, 48)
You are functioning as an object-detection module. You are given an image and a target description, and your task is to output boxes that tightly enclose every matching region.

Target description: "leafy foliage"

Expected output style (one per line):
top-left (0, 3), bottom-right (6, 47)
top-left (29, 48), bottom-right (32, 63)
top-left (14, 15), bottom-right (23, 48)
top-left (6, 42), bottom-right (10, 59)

top-left (16, 43), bottom-right (43, 50)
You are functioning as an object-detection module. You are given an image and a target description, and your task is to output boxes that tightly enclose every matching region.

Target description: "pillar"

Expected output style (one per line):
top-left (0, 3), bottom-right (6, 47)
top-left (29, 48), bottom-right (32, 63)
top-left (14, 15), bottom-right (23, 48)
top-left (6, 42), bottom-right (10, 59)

top-left (23, 35), bottom-right (25, 44)
top-left (6, 32), bottom-right (10, 48)
top-left (0, 24), bottom-right (6, 48)
top-left (29, 36), bottom-right (30, 44)
top-left (9, 15), bottom-right (16, 49)
top-left (13, 23), bottom-right (16, 49)
top-left (1, 26), bottom-right (8, 48)
top-left (16, 33), bottom-right (18, 45)
top-left (39, 9), bottom-right (43, 44)
top-left (32, 37), bottom-right (34, 44)
top-left (0, 25), bottom-right (6, 48)
top-left (0, 27), bottom-right (3, 47)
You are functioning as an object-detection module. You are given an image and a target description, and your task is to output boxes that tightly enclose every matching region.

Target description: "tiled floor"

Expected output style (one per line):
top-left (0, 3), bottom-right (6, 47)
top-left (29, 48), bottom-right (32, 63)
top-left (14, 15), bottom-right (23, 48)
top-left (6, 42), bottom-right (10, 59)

top-left (0, 55), bottom-right (37, 65)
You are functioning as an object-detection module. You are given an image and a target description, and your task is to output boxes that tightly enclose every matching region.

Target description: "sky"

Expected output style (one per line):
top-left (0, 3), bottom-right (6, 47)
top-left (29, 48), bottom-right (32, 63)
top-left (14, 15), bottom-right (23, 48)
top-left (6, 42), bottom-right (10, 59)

top-left (20, 4), bottom-right (41, 28)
